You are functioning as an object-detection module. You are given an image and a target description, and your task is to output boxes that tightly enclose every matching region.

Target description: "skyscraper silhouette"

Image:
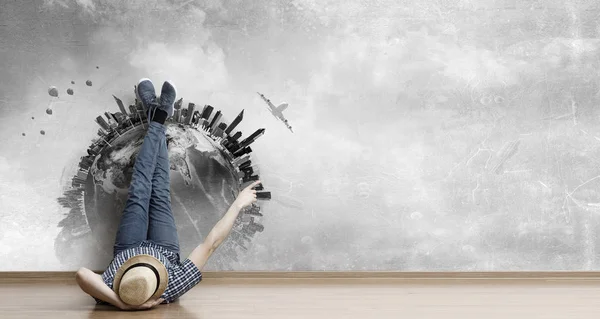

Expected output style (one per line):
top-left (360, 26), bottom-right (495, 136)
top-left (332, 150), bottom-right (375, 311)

top-left (105, 112), bottom-right (118, 128)
top-left (113, 95), bottom-right (127, 115)
top-left (233, 146), bottom-right (252, 157)
top-left (242, 174), bottom-right (259, 183)
top-left (229, 142), bottom-right (242, 154)
top-left (231, 131), bottom-right (242, 142)
top-left (225, 109), bottom-right (244, 135)
top-left (213, 122), bottom-right (227, 137)
top-left (233, 154), bottom-right (250, 167)
top-left (191, 110), bottom-right (202, 125)
top-left (208, 110), bottom-right (222, 131)
top-left (79, 157), bottom-right (93, 170)
top-left (239, 160), bottom-right (252, 170)
top-left (174, 98), bottom-right (183, 110)
top-left (201, 105), bottom-right (213, 120)
top-left (95, 116), bottom-right (110, 131)
top-left (185, 103), bottom-right (195, 124)
top-left (241, 166), bottom-right (253, 175)
top-left (239, 128), bottom-right (265, 149)
top-left (128, 105), bottom-right (137, 116)
top-left (173, 99), bottom-right (182, 123)
top-left (180, 108), bottom-right (189, 122)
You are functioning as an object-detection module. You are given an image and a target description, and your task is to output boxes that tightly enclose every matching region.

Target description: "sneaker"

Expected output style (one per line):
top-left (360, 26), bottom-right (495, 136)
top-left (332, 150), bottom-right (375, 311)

top-left (135, 78), bottom-right (159, 121)
top-left (159, 81), bottom-right (177, 118)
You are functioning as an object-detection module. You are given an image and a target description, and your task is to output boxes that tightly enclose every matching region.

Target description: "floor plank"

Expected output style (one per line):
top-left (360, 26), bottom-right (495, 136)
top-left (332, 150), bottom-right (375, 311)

top-left (1, 279), bottom-right (600, 318)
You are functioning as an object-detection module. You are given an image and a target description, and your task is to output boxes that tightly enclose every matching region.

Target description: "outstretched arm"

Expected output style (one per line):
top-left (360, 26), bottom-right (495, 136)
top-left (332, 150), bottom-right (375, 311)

top-left (187, 180), bottom-right (260, 271)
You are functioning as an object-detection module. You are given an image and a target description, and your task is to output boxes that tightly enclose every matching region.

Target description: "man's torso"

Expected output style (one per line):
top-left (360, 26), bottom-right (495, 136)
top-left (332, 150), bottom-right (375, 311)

top-left (94, 240), bottom-right (202, 304)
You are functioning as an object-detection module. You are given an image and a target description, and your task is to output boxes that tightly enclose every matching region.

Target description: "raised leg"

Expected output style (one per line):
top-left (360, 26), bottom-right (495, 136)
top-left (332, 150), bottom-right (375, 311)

top-left (113, 121), bottom-right (166, 256)
top-left (113, 78), bottom-right (161, 257)
top-left (147, 132), bottom-right (180, 255)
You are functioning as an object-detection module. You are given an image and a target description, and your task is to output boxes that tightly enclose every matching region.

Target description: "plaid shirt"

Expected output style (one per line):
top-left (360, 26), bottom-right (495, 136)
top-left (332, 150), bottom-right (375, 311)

top-left (94, 241), bottom-right (202, 305)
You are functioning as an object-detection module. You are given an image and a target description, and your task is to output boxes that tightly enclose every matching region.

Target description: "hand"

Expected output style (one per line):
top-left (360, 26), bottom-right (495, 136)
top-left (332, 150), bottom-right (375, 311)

top-left (119, 298), bottom-right (164, 311)
top-left (234, 180), bottom-right (261, 209)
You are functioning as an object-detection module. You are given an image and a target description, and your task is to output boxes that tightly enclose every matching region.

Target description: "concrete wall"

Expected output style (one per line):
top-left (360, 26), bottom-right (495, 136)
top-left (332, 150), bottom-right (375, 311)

top-left (2, 0), bottom-right (600, 271)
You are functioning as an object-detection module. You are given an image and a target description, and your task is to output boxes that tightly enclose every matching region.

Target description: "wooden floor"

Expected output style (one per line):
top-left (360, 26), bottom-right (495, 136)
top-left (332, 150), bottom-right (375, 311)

top-left (2, 277), bottom-right (600, 318)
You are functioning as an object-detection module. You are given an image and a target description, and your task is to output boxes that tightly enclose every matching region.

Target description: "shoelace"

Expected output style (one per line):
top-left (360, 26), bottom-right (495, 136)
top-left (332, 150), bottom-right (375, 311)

top-left (146, 98), bottom-right (160, 123)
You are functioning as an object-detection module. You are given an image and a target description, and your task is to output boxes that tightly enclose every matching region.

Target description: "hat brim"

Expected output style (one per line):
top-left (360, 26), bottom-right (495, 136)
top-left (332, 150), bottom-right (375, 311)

top-left (113, 254), bottom-right (168, 301)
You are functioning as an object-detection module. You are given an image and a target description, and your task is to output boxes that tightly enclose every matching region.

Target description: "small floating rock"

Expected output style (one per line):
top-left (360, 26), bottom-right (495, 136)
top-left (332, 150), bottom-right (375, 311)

top-left (22, 133), bottom-right (26, 136)
top-left (96, 66), bottom-right (99, 69)
top-left (40, 130), bottom-right (45, 135)
top-left (86, 80), bottom-right (92, 86)
top-left (46, 108), bottom-right (53, 115)
top-left (71, 80), bottom-right (75, 84)
top-left (48, 86), bottom-right (58, 97)
top-left (31, 116), bottom-right (35, 120)
top-left (67, 88), bottom-right (74, 95)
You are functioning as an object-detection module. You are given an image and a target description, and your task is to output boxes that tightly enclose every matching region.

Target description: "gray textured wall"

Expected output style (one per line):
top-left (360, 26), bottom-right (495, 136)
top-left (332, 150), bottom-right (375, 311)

top-left (2, 0), bottom-right (600, 271)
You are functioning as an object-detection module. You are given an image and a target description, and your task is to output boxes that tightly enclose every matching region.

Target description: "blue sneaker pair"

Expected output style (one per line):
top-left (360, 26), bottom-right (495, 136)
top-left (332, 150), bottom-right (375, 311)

top-left (136, 78), bottom-right (177, 122)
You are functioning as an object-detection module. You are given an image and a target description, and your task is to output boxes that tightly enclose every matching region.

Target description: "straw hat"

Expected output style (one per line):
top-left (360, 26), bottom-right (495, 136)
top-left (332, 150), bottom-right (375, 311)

top-left (113, 254), bottom-right (169, 306)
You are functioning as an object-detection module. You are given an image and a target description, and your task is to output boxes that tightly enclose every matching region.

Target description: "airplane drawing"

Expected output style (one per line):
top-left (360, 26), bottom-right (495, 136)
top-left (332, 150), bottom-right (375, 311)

top-left (257, 92), bottom-right (293, 132)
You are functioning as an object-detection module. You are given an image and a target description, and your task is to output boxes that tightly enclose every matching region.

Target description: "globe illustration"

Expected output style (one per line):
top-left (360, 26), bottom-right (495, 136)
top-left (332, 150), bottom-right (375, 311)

top-left (55, 95), bottom-right (267, 270)
top-left (87, 124), bottom-right (239, 258)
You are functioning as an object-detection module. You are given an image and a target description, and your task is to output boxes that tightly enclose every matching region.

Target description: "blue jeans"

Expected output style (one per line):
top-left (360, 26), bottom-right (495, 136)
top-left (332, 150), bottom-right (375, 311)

top-left (113, 121), bottom-right (180, 256)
